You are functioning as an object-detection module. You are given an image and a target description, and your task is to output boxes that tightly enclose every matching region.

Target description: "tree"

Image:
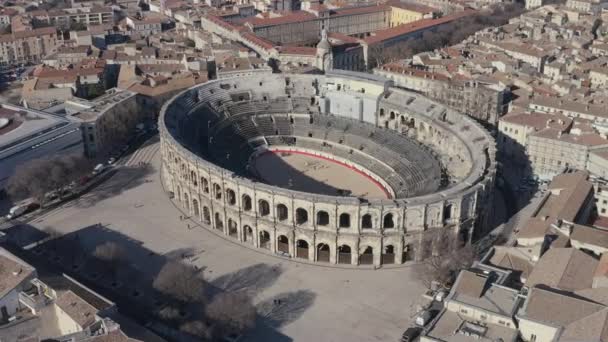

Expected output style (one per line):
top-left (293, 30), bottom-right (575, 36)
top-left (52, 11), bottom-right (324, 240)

top-left (93, 241), bottom-right (127, 281)
top-left (205, 292), bottom-right (256, 337)
top-left (179, 320), bottom-right (213, 339)
top-left (414, 228), bottom-right (475, 289)
top-left (7, 154), bottom-right (90, 204)
top-left (153, 261), bottom-right (206, 304)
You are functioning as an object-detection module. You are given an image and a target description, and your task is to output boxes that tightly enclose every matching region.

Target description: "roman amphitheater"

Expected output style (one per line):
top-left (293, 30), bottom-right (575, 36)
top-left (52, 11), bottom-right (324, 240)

top-left (159, 71), bottom-right (496, 267)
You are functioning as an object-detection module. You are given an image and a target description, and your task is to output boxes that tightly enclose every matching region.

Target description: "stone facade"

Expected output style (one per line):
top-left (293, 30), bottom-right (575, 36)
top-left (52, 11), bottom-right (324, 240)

top-left (159, 72), bottom-right (496, 267)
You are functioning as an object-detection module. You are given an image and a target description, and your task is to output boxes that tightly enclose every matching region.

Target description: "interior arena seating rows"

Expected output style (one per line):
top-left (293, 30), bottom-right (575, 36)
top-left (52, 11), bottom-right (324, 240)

top-left (194, 103), bottom-right (441, 197)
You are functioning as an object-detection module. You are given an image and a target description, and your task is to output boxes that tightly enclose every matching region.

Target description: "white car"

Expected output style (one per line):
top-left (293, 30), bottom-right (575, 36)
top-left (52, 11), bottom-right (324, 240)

top-left (108, 157), bottom-right (116, 165)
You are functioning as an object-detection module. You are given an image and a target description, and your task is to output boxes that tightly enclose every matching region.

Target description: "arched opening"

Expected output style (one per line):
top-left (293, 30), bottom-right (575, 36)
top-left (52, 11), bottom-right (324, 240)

top-left (191, 171), bottom-right (197, 186)
top-left (203, 206), bottom-right (211, 224)
top-left (226, 189), bottom-right (236, 205)
top-left (444, 204), bottom-right (453, 221)
top-left (317, 211), bottom-right (329, 226)
top-left (296, 240), bottom-right (309, 259)
top-left (214, 212), bottom-right (223, 231)
top-left (338, 245), bottom-right (352, 264)
top-left (359, 246), bottom-right (373, 265)
top-left (192, 199), bottom-right (200, 219)
top-left (176, 186), bottom-right (181, 201)
top-left (184, 193), bottom-right (190, 211)
top-left (228, 219), bottom-right (237, 237)
top-left (362, 214), bottom-right (373, 229)
top-left (390, 111), bottom-right (395, 120)
top-left (244, 225), bottom-right (253, 243)
top-left (258, 200), bottom-right (270, 216)
top-left (259, 231), bottom-right (270, 249)
top-left (213, 183), bottom-right (222, 200)
top-left (277, 235), bottom-right (289, 254)
top-left (339, 213), bottom-right (350, 228)
top-left (296, 208), bottom-right (308, 225)
top-left (400, 116), bottom-right (406, 125)
top-left (403, 243), bottom-right (414, 262)
top-left (317, 243), bottom-right (330, 262)
top-left (379, 108), bottom-right (385, 116)
top-left (277, 204), bottom-right (288, 221)
top-left (382, 245), bottom-right (395, 264)
top-left (383, 213), bottom-right (394, 229)
top-left (242, 195), bottom-right (252, 211)
top-left (201, 177), bottom-right (209, 193)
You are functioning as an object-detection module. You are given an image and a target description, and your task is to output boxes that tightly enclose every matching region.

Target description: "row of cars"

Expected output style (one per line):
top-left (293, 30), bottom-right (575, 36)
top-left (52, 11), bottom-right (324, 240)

top-left (400, 288), bottom-right (448, 341)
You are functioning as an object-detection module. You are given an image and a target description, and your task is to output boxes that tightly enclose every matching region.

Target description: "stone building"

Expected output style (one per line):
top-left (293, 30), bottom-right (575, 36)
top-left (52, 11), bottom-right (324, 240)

top-left (159, 72), bottom-right (496, 267)
top-left (0, 27), bottom-right (59, 66)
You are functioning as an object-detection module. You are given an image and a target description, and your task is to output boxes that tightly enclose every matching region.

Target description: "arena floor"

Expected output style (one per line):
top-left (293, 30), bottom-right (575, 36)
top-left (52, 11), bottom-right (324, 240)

top-left (252, 150), bottom-right (390, 199)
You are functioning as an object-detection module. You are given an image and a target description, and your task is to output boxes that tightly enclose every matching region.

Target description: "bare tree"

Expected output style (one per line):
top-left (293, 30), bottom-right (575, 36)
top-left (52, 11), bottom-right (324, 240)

top-left (205, 292), bottom-right (256, 336)
top-left (153, 261), bottom-right (206, 304)
top-left (179, 320), bottom-right (213, 339)
top-left (7, 154), bottom-right (90, 204)
top-left (156, 306), bottom-right (181, 321)
top-left (414, 229), bottom-right (475, 289)
top-left (93, 242), bottom-right (127, 281)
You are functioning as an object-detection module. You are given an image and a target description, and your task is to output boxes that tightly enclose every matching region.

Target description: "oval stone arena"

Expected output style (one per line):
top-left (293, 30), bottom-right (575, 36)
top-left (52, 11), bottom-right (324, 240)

top-left (159, 71), bottom-right (496, 267)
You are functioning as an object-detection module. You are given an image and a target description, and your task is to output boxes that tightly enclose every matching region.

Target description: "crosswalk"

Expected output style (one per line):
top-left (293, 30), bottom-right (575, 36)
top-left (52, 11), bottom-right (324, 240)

top-left (122, 140), bottom-right (160, 167)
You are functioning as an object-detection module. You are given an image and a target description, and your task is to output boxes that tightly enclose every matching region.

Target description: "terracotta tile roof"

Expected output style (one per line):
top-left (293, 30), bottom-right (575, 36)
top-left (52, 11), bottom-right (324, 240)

top-left (525, 248), bottom-right (598, 291)
top-left (363, 10), bottom-right (474, 45)
top-left (330, 4), bottom-right (389, 17)
top-left (0, 250), bottom-right (34, 299)
top-left (387, 1), bottom-right (438, 13)
top-left (246, 11), bottom-right (316, 27)
top-left (241, 32), bottom-right (274, 50)
top-left (277, 46), bottom-right (317, 56)
top-left (0, 26), bottom-right (56, 43)
top-left (523, 287), bottom-right (605, 328)
top-left (570, 224), bottom-right (608, 250)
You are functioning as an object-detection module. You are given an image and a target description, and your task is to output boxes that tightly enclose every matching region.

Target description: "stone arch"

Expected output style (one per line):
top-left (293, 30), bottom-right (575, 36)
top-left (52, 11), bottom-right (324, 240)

top-left (190, 171), bottom-right (197, 186)
top-left (203, 206), bottom-right (211, 224)
top-left (277, 235), bottom-right (289, 254)
top-left (192, 198), bottom-right (200, 219)
top-left (296, 239), bottom-right (309, 259)
top-left (226, 189), bottom-right (236, 205)
top-left (339, 213), bottom-right (351, 228)
top-left (214, 212), bottom-right (224, 231)
top-left (338, 245), bottom-right (352, 264)
top-left (176, 185), bottom-right (182, 201)
top-left (359, 246), bottom-right (374, 265)
top-left (242, 194), bottom-right (252, 211)
top-left (243, 225), bottom-right (253, 243)
top-left (379, 108), bottom-right (385, 116)
top-left (277, 204), bottom-right (289, 221)
top-left (317, 243), bottom-right (330, 262)
top-left (259, 230), bottom-right (270, 249)
top-left (317, 210), bottom-right (329, 226)
top-left (228, 218), bottom-right (238, 237)
top-left (213, 183), bottom-right (222, 200)
top-left (201, 177), bottom-right (209, 193)
top-left (296, 208), bottom-right (308, 225)
top-left (444, 203), bottom-right (453, 221)
top-left (382, 245), bottom-right (395, 264)
top-left (362, 214), bottom-right (373, 229)
top-left (383, 213), bottom-right (395, 229)
top-left (258, 199), bottom-right (270, 216)
top-left (183, 193), bottom-right (190, 212)
top-left (390, 111), bottom-right (395, 120)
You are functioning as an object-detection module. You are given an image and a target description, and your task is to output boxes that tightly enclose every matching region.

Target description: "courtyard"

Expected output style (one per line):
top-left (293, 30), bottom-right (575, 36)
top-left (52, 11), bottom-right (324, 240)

top-left (12, 138), bottom-right (428, 342)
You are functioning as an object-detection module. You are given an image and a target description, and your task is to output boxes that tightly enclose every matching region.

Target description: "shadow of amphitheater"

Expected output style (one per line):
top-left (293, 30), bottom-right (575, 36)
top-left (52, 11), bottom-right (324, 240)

top-left (2, 223), bottom-right (314, 341)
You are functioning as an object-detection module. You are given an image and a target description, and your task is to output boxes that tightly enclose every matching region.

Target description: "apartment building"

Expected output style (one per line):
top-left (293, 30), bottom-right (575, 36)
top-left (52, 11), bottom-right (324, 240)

top-left (0, 27), bottom-right (59, 66)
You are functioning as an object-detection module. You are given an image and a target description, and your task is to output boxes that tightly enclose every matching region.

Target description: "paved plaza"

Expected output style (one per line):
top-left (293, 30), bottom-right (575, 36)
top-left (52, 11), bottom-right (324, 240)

top-left (21, 138), bottom-right (428, 342)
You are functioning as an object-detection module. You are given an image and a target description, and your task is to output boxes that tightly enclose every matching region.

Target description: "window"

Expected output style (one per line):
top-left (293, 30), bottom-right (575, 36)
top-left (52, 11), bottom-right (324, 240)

top-left (460, 309), bottom-right (468, 314)
top-left (531, 334), bottom-right (537, 342)
top-left (317, 211), bottom-right (329, 226)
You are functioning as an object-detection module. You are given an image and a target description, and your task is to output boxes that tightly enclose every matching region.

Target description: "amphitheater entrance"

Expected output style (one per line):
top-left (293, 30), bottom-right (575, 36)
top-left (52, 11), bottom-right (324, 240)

top-left (382, 245), bottom-right (395, 264)
top-left (251, 150), bottom-right (390, 199)
top-left (243, 225), bottom-right (253, 243)
top-left (338, 245), bottom-right (352, 264)
top-left (259, 231), bottom-right (270, 249)
top-left (277, 235), bottom-right (289, 254)
top-left (228, 219), bottom-right (238, 238)
top-left (359, 246), bottom-right (374, 265)
top-left (317, 243), bottom-right (330, 262)
top-left (296, 240), bottom-right (309, 259)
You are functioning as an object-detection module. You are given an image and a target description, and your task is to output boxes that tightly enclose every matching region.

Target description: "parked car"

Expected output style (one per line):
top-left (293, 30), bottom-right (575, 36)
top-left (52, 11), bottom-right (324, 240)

top-left (93, 163), bottom-right (106, 175)
top-left (415, 310), bottom-right (437, 327)
top-left (401, 327), bottom-right (421, 342)
top-left (108, 157), bottom-right (116, 165)
top-left (434, 290), bottom-right (447, 302)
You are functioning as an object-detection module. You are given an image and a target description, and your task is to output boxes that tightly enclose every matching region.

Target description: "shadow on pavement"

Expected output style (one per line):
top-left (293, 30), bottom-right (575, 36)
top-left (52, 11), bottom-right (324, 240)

top-left (1, 223), bottom-right (314, 341)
